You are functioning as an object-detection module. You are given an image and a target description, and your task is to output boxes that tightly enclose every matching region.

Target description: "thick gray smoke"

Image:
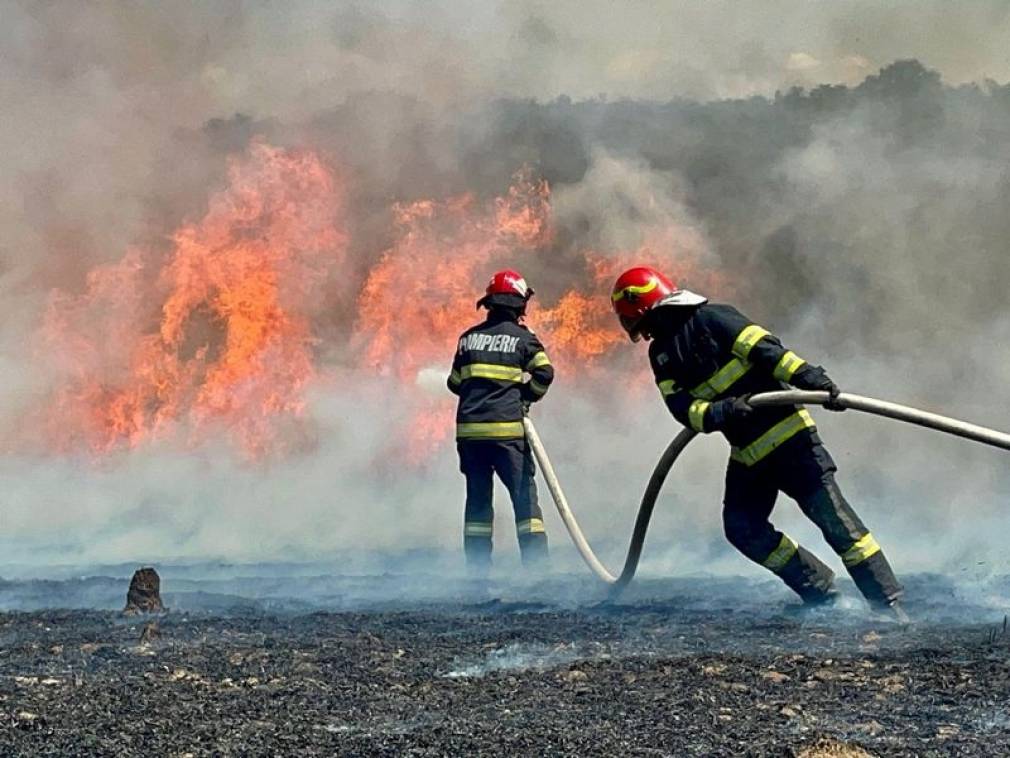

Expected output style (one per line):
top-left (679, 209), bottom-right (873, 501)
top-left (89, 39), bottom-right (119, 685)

top-left (1, 2), bottom-right (1009, 600)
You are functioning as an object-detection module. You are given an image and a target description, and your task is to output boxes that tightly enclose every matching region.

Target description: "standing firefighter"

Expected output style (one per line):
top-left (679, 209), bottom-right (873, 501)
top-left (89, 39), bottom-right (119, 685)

top-left (611, 266), bottom-right (904, 616)
top-left (448, 270), bottom-right (554, 573)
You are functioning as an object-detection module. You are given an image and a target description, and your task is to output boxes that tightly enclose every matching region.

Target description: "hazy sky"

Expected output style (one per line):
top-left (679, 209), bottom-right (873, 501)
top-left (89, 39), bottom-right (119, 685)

top-left (490, 0), bottom-right (1010, 99)
top-left (188, 0), bottom-right (1010, 106)
top-left (6, 2), bottom-right (1008, 124)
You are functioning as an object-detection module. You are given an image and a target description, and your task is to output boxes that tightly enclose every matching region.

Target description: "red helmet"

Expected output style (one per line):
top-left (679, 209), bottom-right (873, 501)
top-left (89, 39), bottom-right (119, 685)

top-left (611, 266), bottom-right (707, 340)
top-left (477, 269), bottom-right (534, 310)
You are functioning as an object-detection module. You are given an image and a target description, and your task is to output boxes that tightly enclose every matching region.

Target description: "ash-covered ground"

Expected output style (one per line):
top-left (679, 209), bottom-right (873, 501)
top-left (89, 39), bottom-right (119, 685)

top-left (1, 564), bottom-right (1009, 757)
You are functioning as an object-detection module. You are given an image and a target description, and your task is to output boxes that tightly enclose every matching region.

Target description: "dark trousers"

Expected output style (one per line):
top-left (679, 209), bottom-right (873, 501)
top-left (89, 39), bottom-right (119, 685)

top-left (458, 439), bottom-right (548, 571)
top-left (722, 433), bottom-right (902, 606)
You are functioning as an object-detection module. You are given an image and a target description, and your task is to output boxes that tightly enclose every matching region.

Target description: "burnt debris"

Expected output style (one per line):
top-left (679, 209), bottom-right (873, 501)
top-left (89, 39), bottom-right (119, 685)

top-left (1, 603), bottom-right (1009, 755)
top-left (123, 567), bottom-right (164, 615)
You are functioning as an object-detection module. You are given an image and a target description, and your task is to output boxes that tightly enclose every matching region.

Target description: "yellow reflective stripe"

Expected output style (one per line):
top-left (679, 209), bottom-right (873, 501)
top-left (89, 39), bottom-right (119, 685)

top-left (657, 379), bottom-right (679, 398)
top-left (762, 534), bottom-right (799, 572)
top-left (526, 351), bottom-right (551, 370)
top-left (449, 370), bottom-right (462, 386)
top-left (529, 379), bottom-right (548, 396)
top-left (456, 421), bottom-right (525, 439)
top-left (459, 363), bottom-right (523, 382)
top-left (730, 409), bottom-right (816, 466)
top-left (841, 533), bottom-right (881, 567)
top-left (612, 277), bottom-right (659, 302)
top-left (691, 358), bottom-right (751, 400)
top-left (516, 518), bottom-right (545, 535)
top-left (773, 351), bottom-right (806, 382)
top-left (464, 522), bottom-right (493, 537)
top-left (688, 400), bottom-right (710, 432)
top-left (732, 325), bottom-right (770, 360)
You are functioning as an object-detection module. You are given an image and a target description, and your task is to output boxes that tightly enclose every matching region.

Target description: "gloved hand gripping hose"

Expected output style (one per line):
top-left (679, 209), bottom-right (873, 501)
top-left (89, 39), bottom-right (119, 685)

top-left (525, 390), bottom-right (1010, 596)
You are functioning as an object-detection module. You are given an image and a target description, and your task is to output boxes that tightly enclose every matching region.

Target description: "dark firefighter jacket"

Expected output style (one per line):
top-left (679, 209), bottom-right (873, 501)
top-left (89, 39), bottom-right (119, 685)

top-left (649, 303), bottom-right (818, 466)
top-left (448, 312), bottom-right (554, 441)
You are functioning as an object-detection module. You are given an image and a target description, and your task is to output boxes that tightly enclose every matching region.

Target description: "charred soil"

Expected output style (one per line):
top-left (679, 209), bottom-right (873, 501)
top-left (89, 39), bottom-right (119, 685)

top-left (1, 593), bottom-right (1009, 756)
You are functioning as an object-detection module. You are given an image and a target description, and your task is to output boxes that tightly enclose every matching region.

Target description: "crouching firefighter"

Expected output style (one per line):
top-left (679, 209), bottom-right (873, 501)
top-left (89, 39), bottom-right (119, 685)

top-left (448, 270), bottom-right (554, 573)
top-left (611, 266), bottom-right (904, 615)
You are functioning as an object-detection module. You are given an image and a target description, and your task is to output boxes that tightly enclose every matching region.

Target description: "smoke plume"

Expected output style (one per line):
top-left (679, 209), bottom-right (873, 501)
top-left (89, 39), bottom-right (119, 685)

top-left (1, 2), bottom-right (1009, 592)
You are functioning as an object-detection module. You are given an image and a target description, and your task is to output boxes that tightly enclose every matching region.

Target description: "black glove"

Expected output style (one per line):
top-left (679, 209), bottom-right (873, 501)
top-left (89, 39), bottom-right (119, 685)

top-left (707, 395), bottom-right (753, 431)
top-left (792, 364), bottom-right (844, 411)
top-left (521, 400), bottom-right (531, 415)
top-left (519, 383), bottom-right (538, 406)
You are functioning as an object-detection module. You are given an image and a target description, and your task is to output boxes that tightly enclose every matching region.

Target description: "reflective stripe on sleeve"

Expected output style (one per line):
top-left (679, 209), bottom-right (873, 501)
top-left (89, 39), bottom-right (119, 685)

top-left (449, 370), bottom-right (462, 386)
top-left (732, 325), bottom-right (771, 360)
top-left (529, 379), bottom-right (549, 396)
top-left (690, 358), bottom-right (751, 400)
top-left (762, 534), bottom-right (799, 572)
top-left (464, 522), bottom-right (494, 537)
top-left (516, 518), bottom-right (545, 535)
top-left (526, 351), bottom-right (551, 370)
top-left (840, 533), bottom-right (881, 567)
top-left (688, 400), bottom-right (710, 432)
top-left (729, 409), bottom-right (816, 466)
top-left (459, 364), bottom-right (523, 382)
top-left (657, 379), bottom-right (679, 398)
top-left (772, 351), bottom-right (806, 382)
top-left (456, 421), bottom-right (525, 439)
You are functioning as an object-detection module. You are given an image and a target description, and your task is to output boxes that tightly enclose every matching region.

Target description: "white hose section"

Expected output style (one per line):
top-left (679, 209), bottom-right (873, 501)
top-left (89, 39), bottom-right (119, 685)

top-left (525, 390), bottom-right (1010, 591)
top-left (523, 416), bottom-right (618, 583)
top-left (749, 391), bottom-right (1010, 450)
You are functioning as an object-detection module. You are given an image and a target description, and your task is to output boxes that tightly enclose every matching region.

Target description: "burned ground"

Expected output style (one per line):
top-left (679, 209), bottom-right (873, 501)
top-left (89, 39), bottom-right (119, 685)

top-left (0, 572), bottom-right (1008, 756)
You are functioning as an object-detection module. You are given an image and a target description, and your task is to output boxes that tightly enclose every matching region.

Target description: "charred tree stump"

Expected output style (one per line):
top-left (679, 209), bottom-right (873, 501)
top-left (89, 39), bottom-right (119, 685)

top-left (124, 567), bottom-right (165, 614)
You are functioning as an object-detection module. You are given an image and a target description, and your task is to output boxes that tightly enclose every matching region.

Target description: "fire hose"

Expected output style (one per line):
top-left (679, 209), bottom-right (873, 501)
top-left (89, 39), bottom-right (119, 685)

top-left (524, 390), bottom-right (1010, 594)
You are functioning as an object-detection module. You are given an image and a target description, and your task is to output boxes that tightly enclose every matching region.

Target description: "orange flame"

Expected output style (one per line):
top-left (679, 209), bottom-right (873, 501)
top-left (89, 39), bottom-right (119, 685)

top-left (37, 141), bottom-right (347, 458)
top-left (351, 168), bottom-right (720, 463)
top-left (354, 167), bottom-right (551, 382)
top-left (34, 143), bottom-right (723, 465)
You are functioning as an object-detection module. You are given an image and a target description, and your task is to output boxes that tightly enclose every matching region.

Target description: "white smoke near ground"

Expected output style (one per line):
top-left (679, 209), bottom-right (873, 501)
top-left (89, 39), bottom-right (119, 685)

top-left (444, 642), bottom-right (587, 679)
top-left (1, 1), bottom-right (1009, 608)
